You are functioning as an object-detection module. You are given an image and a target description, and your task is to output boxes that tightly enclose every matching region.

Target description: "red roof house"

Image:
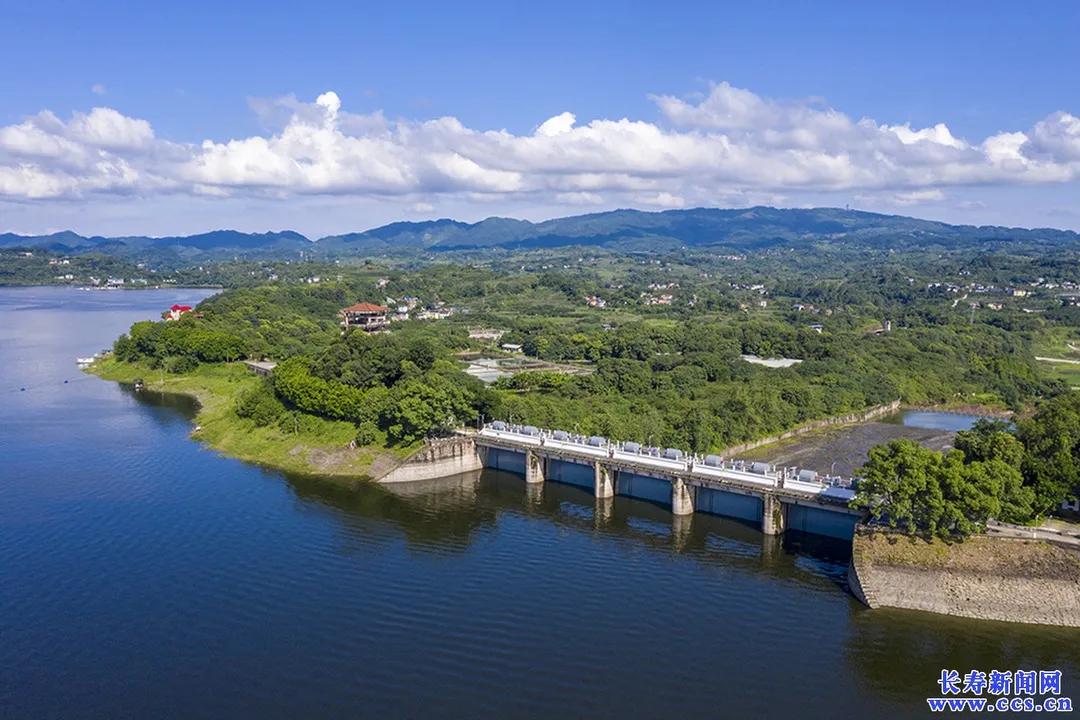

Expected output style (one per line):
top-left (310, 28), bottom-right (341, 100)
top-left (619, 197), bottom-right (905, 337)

top-left (339, 302), bottom-right (389, 331)
top-left (164, 304), bottom-right (194, 321)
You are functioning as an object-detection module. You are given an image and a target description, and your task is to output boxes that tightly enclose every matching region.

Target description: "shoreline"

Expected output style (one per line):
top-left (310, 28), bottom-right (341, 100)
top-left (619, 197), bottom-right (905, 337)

top-left (87, 356), bottom-right (1020, 487)
top-left (849, 527), bottom-right (1080, 627)
top-left (87, 357), bottom-right (411, 484)
top-left (0, 282), bottom-right (226, 290)
top-left (899, 402), bottom-right (1014, 418)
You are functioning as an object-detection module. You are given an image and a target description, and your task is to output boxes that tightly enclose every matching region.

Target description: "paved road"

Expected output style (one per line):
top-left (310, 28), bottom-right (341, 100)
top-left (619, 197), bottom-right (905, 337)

top-left (986, 520), bottom-right (1080, 547)
top-left (1036, 356), bottom-right (1080, 365)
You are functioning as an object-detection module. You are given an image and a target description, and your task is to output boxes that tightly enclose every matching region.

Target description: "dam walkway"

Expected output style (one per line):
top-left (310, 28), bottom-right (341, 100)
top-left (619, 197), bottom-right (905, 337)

top-left (474, 424), bottom-right (864, 540)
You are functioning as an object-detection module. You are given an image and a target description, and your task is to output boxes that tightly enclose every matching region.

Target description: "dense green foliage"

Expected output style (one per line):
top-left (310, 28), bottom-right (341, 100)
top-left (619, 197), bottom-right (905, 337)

top-left (856, 396), bottom-right (1080, 538)
top-left (102, 237), bottom-right (1075, 470)
top-left (495, 320), bottom-right (1048, 451)
top-left (257, 332), bottom-right (494, 445)
top-left (115, 318), bottom-right (246, 364)
top-left (1016, 393), bottom-right (1080, 515)
top-left (852, 440), bottom-right (1029, 539)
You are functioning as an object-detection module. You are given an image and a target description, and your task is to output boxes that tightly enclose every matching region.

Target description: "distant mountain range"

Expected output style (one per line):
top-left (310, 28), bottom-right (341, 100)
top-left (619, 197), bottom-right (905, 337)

top-left (0, 229), bottom-right (310, 258)
top-left (3, 207), bottom-right (1078, 262)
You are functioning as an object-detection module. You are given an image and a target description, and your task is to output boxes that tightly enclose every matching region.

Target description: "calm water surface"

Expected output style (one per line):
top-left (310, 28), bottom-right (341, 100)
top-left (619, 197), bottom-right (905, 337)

top-left (2, 287), bottom-right (1077, 719)
top-left (893, 410), bottom-right (985, 432)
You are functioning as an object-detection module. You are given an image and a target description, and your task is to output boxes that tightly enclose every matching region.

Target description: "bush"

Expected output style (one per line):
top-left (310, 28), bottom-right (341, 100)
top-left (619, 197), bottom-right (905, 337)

top-left (355, 420), bottom-right (379, 446)
top-left (166, 355), bottom-right (199, 374)
top-left (277, 410), bottom-right (327, 435)
top-left (235, 380), bottom-right (286, 427)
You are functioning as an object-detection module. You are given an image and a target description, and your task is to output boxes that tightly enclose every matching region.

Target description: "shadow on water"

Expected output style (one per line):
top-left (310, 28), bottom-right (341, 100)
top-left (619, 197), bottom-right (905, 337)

top-left (281, 466), bottom-right (855, 593)
top-left (120, 383), bottom-right (201, 424)
top-left (283, 470), bottom-right (500, 554)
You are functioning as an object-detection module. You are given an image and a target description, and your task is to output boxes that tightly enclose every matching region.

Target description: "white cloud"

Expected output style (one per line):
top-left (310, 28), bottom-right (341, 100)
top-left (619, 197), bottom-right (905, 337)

top-left (1026, 112), bottom-right (1080, 162)
top-left (91, 83), bottom-right (107, 96)
top-left (555, 191), bottom-right (604, 205)
top-left (890, 189), bottom-right (946, 206)
top-left (536, 112), bottom-right (576, 137)
top-left (1, 83), bottom-right (1079, 214)
top-left (68, 107), bottom-right (154, 150)
top-left (639, 191), bottom-right (687, 208)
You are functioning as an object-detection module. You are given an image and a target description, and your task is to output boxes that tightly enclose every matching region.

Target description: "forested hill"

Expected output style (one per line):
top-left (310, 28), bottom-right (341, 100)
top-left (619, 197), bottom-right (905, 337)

top-left (0, 229), bottom-right (312, 260)
top-left (320, 207), bottom-right (1080, 254)
top-left (3, 207), bottom-right (1079, 262)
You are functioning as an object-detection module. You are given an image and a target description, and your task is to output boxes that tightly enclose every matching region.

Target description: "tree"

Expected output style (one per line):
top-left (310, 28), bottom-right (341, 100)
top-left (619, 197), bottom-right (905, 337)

top-left (954, 419), bottom-right (1023, 466)
top-left (1018, 393), bottom-right (1080, 515)
top-left (235, 380), bottom-right (287, 427)
top-left (852, 440), bottom-right (1002, 539)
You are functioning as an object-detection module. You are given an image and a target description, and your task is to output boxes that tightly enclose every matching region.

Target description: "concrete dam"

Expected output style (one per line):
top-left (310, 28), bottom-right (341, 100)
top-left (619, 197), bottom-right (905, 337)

top-left (381, 423), bottom-right (865, 541)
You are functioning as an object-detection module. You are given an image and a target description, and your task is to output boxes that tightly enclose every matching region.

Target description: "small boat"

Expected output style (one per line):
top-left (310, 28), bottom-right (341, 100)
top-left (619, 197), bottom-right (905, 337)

top-left (76, 356), bottom-right (95, 365)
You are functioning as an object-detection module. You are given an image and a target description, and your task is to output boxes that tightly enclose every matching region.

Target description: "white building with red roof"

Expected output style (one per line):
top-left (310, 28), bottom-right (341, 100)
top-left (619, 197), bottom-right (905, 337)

top-left (164, 304), bottom-right (193, 321)
top-left (339, 302), bottom-right (389, 331)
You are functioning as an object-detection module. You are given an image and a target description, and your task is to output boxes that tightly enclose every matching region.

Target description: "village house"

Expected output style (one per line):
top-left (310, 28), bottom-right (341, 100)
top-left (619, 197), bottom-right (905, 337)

top-left (584, 294), bottom-right (606, 308)
top-left (243, 360), bottom-right (277, 377)
top-left (164, 304), bottom-right (193, 321)
top-left (417, 306), bottom-right (455, 321)
top-left (339, 302), bottom-right (389, 331)
top-left (469, 328), bottom-right (505, 343)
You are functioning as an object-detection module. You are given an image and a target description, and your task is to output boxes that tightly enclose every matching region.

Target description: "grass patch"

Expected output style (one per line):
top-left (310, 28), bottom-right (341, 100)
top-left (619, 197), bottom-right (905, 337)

top-left (855, 529), bottom-right (1080, 579)
top-left (1033, 327), bottom-right (1080, 359)
top-left (88, 357), bottom-right (412, 482)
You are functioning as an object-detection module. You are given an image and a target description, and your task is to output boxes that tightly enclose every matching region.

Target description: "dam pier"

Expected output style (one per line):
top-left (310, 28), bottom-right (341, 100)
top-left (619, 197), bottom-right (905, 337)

top-left (380, 423), bottom-right (865, 541)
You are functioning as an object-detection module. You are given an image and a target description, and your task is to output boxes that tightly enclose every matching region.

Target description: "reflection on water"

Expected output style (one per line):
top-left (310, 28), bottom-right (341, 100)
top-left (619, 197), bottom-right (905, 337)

top-left (2, 286), bottom-right (1078, 720)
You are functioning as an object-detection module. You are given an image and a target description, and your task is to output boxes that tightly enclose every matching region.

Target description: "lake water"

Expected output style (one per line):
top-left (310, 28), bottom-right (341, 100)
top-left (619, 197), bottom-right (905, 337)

top-left (892, 410), bottom-right (986, 432)
top-left (2, 286), bottom-right (1077, 718)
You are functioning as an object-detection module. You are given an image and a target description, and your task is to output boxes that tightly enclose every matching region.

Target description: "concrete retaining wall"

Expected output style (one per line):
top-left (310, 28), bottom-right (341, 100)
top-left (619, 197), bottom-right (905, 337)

top-left (377, 436), bottom-right (485, 484)
top-left (719, 399), bottom-right (901, 457)
top-left (848, 529), bottom-right (1080, 627)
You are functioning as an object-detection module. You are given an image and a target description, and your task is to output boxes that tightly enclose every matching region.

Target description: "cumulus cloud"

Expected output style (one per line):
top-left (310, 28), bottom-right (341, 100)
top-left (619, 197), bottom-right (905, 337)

top-left (536, 111), bottom-right (576, 137)
top-left (1, 82), bottom-right (1079, 211)
top-left (1025, 112), bottom-right (1080, 162)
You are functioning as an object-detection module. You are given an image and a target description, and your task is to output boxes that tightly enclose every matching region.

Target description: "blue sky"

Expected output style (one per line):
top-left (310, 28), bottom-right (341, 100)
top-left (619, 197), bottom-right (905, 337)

top-left (2, 0), bottom-right (1079, 237)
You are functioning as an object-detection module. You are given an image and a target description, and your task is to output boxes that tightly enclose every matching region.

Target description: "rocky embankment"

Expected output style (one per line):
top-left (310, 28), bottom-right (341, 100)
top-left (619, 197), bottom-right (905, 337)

top-left (849, 527), bottom-right (1080, 627)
